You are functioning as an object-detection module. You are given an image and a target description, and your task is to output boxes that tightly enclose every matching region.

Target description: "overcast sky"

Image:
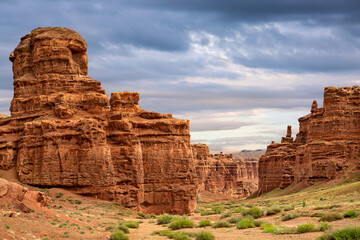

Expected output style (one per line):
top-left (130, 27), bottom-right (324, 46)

top-left (1, 0), bottom-right (360, 152)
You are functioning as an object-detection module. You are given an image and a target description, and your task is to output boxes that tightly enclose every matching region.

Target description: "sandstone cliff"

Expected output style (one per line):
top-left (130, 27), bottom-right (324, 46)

top-left (258, 86), bottom-right (360, 194)
top-left (0, 27), bottom-right (197, 214)
top-left (192, 144), bottom-right (258, 198)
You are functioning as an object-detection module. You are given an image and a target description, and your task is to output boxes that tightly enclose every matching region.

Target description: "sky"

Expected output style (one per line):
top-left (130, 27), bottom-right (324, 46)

top-left (1, 0), bottom-right (360, 153)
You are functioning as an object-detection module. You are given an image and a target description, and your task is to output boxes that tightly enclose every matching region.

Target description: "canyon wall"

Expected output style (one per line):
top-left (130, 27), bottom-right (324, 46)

top-left (0, 27), bottom-right (197, 214)
top-left (192, 144), bottom-right (258, 198)
top-left (258, 86), bottom-right (360, 194)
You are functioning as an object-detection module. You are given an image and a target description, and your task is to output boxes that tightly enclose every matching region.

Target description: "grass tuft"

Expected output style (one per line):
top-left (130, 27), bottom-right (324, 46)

top-left (211, 221), bottom-right (232, 228)
top-left (196, 231), bottom-right (215, 240)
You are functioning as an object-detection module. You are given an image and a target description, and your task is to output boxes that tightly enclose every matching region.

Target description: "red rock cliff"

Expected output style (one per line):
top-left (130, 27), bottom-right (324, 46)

top-left (192, 144), bottom-right (258, 198)
top-left (0, 27), bottom-right (198, 214)
top-left (258, 86), bottom-right (360, 194)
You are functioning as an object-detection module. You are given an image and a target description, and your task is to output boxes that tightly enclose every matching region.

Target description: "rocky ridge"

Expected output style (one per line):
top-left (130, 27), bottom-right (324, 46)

top-left (192, 144), bottom-right (258, 198)
top-left (0, 27), bottom-right (197, 214)
top-left (258, 86), bottom-right (360, 194)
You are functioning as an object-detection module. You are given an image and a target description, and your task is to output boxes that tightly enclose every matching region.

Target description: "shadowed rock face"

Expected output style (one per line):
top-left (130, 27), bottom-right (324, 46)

top-left (192, 144), bottom-right (258, 198)
top-left (258, 86), bottom-right (360, 195)
top-left (0, 27), bottom-right (198, 214)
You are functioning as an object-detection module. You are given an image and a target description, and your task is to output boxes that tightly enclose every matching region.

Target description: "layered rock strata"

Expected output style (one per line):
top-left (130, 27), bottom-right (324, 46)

top-left (0, 27), bottom-right (197, 214)
top-left (192, 144), bottom-right (258, 198)
top-left (258, 86), bottom-right (360, 194)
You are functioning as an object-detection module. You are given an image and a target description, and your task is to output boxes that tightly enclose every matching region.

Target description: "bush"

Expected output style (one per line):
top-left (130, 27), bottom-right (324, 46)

top-left (55, 192), bottom-right (64, 198)
top-left (227, 216), bottom-right (242, 224)
top-left (344, 209), bottom-right (358, 218)
top-left (254, 220), bottom-right (264, 227)
top-left (266, 206), bottom-right (282, 216)
top-left (273, 226), bottom-right (297, 235)
top-left (198, 220), bottom-right (212, 227)
top-left (316, 226), bottom-right (360, 240)
top-left (318, 222), bottom-right (330, 232)
top-left (220, 212), bottom-right (232, 219)
top-left (156, 230), bottom-right (195, 240)
top-left (261, 223), bottom-right (275, 233)
top-left (117, 225), bottom-right (129, 234)
top-left (211, 221), bottom-right (232, 228)
top-left (237, 217), bottom-right (255, 229)
top-left (200, 211), bottom-right (217, 216)
top-left (124, 221), bottom-right (139, 228)
top-left (157, 214), bottom-right (173, 224)
top-left (233, 206), bottom-right (248, 214)
top-left (75, 200), bottom-right (82, 204)
top-left (110, 230), bottom-right (128, 240)
top-left (211, 206), bottom-right (225, 214)
top-left (284, 205), bottom-right (295, 211)
top-left (246, 207), bottom-right (262, 219)
top-left (319, 212), bottom-right (343, 222)
top-left (196, 231), bottom-right (215, 240)
top-left (297, 223), bottom-right (316, 234)
top-left (169, 219), bottom-right (195, 230)
top-left (281, 213), bottom-right (301, 221)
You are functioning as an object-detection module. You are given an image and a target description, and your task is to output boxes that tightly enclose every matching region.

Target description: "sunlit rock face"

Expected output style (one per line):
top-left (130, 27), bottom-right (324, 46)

top-left (0, 27), bottom-right (198, 214)
top-left (258, 86), bottom-right (360, 195)
top-left (192, 143), bottom-right (258, 198)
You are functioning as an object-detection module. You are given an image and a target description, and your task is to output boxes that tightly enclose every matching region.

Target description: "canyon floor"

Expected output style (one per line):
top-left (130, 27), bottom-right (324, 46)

top-left (1, 168), bottom-right (359, 240)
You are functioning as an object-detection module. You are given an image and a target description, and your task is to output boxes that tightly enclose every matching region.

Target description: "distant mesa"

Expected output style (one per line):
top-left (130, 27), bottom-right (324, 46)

top-left (257, 85), bottom-right (360, 195)
top-left (0, 27), bottom-right (198, 214)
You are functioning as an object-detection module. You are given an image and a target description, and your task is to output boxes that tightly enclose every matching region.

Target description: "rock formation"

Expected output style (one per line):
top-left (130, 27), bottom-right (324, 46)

top-left (258, 86), bottom-right (360, 194)
top-left (0, 27), bottom-right (197, 214)
top-left (192, 144), bottom-right (258, 198)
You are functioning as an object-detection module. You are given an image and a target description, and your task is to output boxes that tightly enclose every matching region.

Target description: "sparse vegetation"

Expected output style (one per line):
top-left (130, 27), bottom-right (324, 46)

top-left (55, 192), bottom-right (64, 198)
top-left (236, 217), bottom-right (255, 229)
top-left (297, 223), bottom-right (316, 233)
top-left (266, 206), bottom-right (281, 215)
top-left (227, 216), bottom-right (242, 224)
top-left (246, 206), bottom-right (262, 218)
top-left (123, 221), bottom-right (139, 228)
top-left (157, 214), bottom-right (173, 224)
top-left (196, 231), bottom-right (215, 240)
top-left (110, 230), bottom-right (129, 240)
top-left (198, 219), bottom-right (212, 227)
top-left (317, 226), bottom-right (360, 240)
top-left (319, 212), bottom-right (343, 222)
top-left (169, 219), bottom-right (195, 230)
top-left (211, 221), bottom-right (232, 228)
top-left (344, 209), bottom-right (358, 218)
top-left (281, 213), bottom-right (301, 221)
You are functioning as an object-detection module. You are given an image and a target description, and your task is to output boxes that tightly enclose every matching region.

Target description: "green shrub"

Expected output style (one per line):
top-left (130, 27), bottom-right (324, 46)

top-left (198, 220), bottom-right (212, 227)
top-left (211, 206), bottom-right (225, 214)
top-left (157, 214), bottom-right (173, 224)
top-left (344, 209), bottom-right (358, 218)
top-left (319, 212), bottom-right (343, 222)
top-left (156, 230), bottom-right (194, 240)
top-left (110, 230), bottom-right (129, 240)
top-left (281, 213), bottom-right (301, 221)
top-left (237, 217), bottom-right (255, 229)
top-left (261, 223), bottom-right (275, 233)
top-left (254, 220), bottom-right (264, 227)
top-left (75, 200), bottom-right (82, 204)
top-left (196, 231), bottom-right (215, 240)
top-left (124, 221), bottom-right (139, 228)
top-left (169, 219), bottom-right (195, 230)
top-left (273, 226), bottom-right (297, 235)
top-left (284, 205), bottom-right (295, 211)
top-left (227, 216), bottom-right (242, 224)
top-left (266, 206), bottom-right (281, 216)
top-left (246, 207), bottom-right (262, 219)
top-left (233, 206), bottom-right (247, 214)
top-left (297, 223), bottom-right (316, 233)
top-left (318, 222), bottom-right (330, 232)
top-left (316, 226), bottom-right (360, 240)
top-left (117, 224), bottom-right (129, 234)
top-left (200, 211), bottom-right (216, 216)
top-left (220, 212), bottom-right (232, 219)
top-left (211, 221), bottom-right (232, 228)
top-left (55, 192), bottom-right (64, 198)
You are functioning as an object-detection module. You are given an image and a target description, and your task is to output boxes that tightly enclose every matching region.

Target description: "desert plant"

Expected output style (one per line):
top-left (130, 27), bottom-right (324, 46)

top-left (319, 212), bottom-right (343, 222)
top-left (196, 231), bottom-right (215, 240)
top-left (75, 200), bottom-right (82, 204)
top-left (211, 206), bottom-right (225, 214)
top-left (246, 206), bottom-right (262, 218)
top-left (157, 214), bottom-right (173, 224)
top-left (297, 223), bottom-right (316, 233)
top-left (232, 206), bottom-right (247, 214)
top-left (254, 220), bottom-right (264, 227)
top-left (55, 192), bottom-right (64, 198)
top-left (124, 221), bottom-right (139, 228)
top-left (318, 222), bottom-right (330, 232)
top-left (316, 226), bottom-right (360, 240)
top-left (281, 213), bottom-right (301, 221)
top-left (117, 224), bottom-right (129, 234)
top-left (284, 205), bottom-right (295, 211)
top-left (237, 217), bottom-right (255, 229)
top-left (169, 219), bottom-right (195, 230)
top-left (344, 209), bottom-right (358, 218)
top-left (200, 211), bottom-right (217, 216)
top-left (266, 206), bottom-right (281, 215)
top-left (211, 221), bottom-right (232, 228)
top-left (198, 220), bottom-right (212, 227)
top-left (110, 230), bottom-right (129, 240)
top-left (220, 212), bottom-right (232, 219)
top-left (261, 223), bottom-right (275, 233)
top-left (228, 216), bottom-right (242, 224)
top-left (273, 225), bottom-right (297, 235)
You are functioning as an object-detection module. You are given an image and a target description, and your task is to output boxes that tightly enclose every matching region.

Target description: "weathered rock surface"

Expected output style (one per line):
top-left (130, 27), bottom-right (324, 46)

top-left (0, 27), bottom-right (197, 214)
top-left (258, 86), bottom-right (360, 194)
top-left (192, 144), bottom-right (258, 198)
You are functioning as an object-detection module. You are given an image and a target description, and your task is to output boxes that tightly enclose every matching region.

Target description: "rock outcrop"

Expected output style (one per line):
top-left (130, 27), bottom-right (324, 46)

top-left (258, 86), bottom-right (360, 194)
top-left (0, 27), bottom-right (197, 214)
top-left (192, 144), bottom-right (258, 198)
